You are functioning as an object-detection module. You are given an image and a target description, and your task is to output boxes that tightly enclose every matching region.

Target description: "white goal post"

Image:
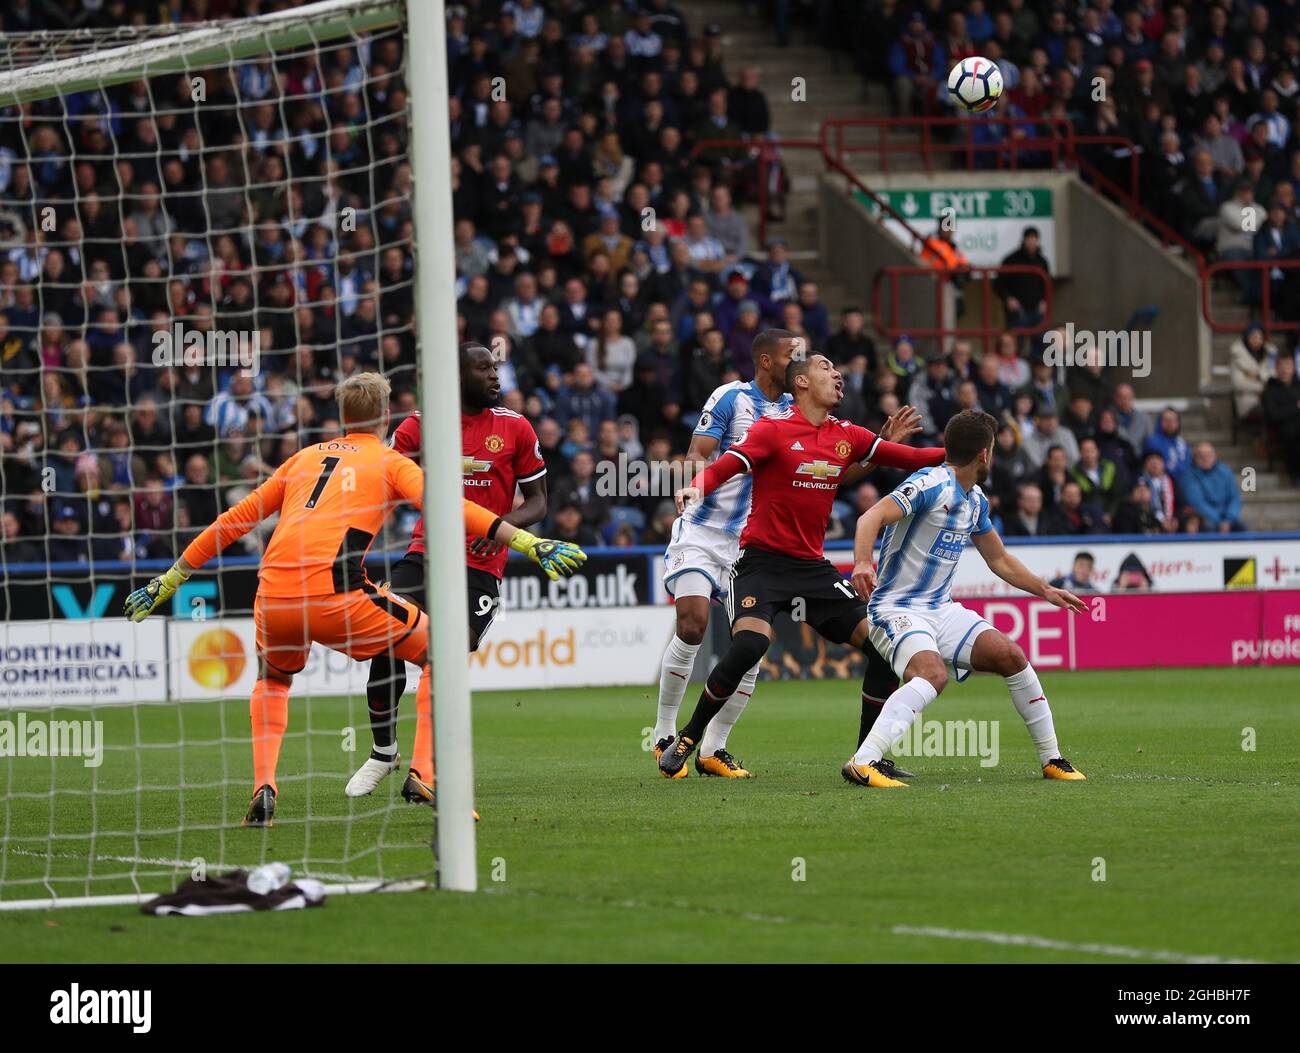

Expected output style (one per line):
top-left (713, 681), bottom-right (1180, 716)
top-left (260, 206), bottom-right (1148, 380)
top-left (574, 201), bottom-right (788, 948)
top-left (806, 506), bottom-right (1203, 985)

top-left (0, 0), bottom-right (476, 905)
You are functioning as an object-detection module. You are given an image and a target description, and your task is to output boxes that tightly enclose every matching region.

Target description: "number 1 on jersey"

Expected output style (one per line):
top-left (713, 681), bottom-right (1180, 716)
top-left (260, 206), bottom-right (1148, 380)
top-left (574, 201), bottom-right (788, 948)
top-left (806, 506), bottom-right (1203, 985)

top-left (306, 456), bottom-right (341, 508)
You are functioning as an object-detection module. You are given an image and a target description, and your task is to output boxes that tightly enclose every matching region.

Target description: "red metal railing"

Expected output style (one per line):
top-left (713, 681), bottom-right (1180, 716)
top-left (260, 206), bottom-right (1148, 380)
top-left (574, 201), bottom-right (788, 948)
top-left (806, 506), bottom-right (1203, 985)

top-left (1202, 258), bottom-right (1300, 333)
top-left (871, 263), bottom-right (1054, 354)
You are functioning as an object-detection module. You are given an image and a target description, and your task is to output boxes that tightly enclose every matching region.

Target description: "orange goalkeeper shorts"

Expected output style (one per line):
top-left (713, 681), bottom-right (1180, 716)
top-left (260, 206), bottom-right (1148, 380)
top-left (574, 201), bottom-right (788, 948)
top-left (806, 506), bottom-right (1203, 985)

top-left (254, 588), bottom-right (429, 676)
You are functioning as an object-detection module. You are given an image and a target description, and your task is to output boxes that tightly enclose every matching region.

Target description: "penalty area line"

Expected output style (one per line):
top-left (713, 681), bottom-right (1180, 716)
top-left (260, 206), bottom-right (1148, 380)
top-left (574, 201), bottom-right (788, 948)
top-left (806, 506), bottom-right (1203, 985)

top-left (890, 924), bottom-right (1259, 964)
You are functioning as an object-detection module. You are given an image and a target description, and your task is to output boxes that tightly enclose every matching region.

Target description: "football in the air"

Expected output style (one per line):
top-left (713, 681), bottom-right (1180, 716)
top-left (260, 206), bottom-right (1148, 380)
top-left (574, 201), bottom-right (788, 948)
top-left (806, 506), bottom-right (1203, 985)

top-left (947, 56), bottom-right (1003, 112)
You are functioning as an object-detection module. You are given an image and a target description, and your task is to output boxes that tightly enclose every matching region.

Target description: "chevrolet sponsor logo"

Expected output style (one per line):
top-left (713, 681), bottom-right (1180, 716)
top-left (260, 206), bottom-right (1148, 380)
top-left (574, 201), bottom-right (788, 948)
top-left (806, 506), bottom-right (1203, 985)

top-left (463, 457), bottom-right (492, 474)
top-left (795, 460), bottom-right (842, 480)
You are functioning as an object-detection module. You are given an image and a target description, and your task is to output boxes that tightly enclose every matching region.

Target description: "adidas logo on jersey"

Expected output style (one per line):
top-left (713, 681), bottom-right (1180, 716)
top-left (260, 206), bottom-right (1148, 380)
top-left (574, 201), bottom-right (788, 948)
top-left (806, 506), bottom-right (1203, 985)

top-left (790, 440), bottom-right (804, 450)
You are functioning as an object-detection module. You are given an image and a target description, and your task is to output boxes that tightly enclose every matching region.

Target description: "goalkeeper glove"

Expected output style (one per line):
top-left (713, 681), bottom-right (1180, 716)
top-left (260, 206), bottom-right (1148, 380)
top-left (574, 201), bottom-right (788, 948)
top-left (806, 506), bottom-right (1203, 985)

top-left (124, 562), bottom-right (190, 622)
top-left (507, 529), bottom-right (587, 582)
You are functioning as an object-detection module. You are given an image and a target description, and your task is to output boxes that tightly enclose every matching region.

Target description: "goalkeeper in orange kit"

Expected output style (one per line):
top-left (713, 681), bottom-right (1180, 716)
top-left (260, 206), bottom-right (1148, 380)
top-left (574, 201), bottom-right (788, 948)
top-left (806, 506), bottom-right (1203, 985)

top-left (124, 371), bottom-right (585, 827)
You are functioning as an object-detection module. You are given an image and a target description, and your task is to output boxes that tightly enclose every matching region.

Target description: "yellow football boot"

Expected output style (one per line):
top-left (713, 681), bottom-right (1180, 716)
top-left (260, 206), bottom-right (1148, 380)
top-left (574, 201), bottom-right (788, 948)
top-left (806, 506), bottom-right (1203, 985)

top-left (841, 759), bottom-right (910, 788)
top-left (1042, 757), bottom-right (1086, 781)
top-left (695, 749), bottom-right (753, 778)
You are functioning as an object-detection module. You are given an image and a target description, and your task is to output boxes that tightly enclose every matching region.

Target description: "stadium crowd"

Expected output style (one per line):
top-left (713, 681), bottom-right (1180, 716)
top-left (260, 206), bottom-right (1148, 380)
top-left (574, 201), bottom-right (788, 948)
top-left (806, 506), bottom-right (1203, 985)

top-left (2, 0), bottom-right (1296, 572)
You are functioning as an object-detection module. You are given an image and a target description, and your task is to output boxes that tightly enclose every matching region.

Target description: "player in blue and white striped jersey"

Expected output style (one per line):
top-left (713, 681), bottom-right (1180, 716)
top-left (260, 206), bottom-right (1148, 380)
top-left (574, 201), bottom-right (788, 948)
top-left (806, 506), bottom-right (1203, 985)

top-left (654, 328), bottom-right (923, 779)
top-left (844, 409), bottom-right (1089, 788)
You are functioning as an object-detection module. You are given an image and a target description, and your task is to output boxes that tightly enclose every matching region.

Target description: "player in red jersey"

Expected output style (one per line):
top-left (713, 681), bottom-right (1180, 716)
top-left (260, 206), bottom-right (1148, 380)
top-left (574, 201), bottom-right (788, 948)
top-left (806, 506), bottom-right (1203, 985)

top-left (346, 342), bottom-right (550, 797)
top-left (659, 353), bottom-right (946, 780)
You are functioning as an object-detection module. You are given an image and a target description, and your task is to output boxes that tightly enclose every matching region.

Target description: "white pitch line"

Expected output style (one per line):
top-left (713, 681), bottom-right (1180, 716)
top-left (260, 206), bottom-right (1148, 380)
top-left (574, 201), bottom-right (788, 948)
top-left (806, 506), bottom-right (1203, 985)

top-left (891, 924), bottom-right (1259, 964)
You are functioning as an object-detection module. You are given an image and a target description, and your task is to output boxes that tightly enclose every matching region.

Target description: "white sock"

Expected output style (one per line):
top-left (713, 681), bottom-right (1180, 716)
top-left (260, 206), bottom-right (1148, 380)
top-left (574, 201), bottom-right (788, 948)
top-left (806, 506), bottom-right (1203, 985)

top-left (1005, 664), bottom-right (1060, 765)
top-left (853, 677), bottom-right (939, 765)
top-left (370, 742), bottom-right (398, 758)
top-left (700, 662), bottom-right (759, 757)
top-left (654, 635), bottom-right (701, 742)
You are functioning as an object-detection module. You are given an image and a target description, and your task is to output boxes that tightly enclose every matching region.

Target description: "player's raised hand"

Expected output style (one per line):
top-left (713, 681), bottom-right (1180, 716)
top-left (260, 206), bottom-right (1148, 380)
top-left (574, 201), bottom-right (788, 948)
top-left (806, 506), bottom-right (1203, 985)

top-left (880, 404), bottom-right (923, 442)
top-left (506, 527), bottom-right (587, 581)
top-left (674, 485), bottom-right (701, 514)
top-left (527, 537), bottom-right (587, 581)
top-left (1043, 584), bottom-right (1087, 614)
top-left (123, 562), bottom-right (190, 622)
top-left (851, 559), bottom-right (878, 601)
top-left (470, 537), bottom-right (505, 557)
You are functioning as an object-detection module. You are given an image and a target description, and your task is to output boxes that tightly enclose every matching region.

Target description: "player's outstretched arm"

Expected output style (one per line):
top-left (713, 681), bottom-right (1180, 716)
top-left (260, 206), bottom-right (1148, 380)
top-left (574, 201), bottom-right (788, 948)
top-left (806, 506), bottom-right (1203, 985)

top-left (674, 447), bottom-right (746, 513)
top-left (462, 498), bottom-right (587, 582)
top-left (851, 494), bottom-right (906, 599)
top-left (125, 472), bottom-right (287, 622)
top-left (972, 530), bottom-right (1087, 613)
top-left (840, 405), bottom-right (924, 486)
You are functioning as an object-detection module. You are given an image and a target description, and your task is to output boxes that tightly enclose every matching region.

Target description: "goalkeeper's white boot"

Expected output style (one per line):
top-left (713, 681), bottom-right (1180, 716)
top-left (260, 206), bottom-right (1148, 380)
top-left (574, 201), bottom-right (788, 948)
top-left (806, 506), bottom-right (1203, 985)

top-left (345, 753), bottom-right (402, 797)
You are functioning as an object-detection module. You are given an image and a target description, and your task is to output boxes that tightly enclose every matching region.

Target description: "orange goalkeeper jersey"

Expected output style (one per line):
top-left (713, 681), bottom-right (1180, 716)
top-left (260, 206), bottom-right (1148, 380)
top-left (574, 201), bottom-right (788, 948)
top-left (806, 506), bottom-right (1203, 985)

top-left (181, 431), bottom-right (500, 598)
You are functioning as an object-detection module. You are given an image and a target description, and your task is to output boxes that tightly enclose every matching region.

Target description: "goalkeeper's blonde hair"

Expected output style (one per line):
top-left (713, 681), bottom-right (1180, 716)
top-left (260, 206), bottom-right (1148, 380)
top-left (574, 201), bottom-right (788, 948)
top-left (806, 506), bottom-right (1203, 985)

top-left (336, 371), bottom-right (391, 430)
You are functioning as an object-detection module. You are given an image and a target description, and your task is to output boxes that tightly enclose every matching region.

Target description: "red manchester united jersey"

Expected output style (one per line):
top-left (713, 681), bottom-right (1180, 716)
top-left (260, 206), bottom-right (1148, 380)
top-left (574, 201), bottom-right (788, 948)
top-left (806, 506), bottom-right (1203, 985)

top-left (727, 407), bottom-right (937, 560)
top-left (391, 408), bottom-right (546, 578)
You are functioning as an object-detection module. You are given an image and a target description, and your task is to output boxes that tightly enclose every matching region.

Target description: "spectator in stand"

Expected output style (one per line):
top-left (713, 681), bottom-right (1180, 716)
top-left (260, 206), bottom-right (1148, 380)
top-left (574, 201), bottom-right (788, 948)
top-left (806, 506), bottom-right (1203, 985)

top-left (1017, 344), bottom-right (1067, 413)
top-left (1113, 479), bottom-right (1163, 534)
top-left (826, 306), bottom-right (877, 370)
top-left (751, 237), bottom-right (802, 304)
top-left (705, 184), bottom-right (747, 259)
top-left (992, 329), bottom-right (1031, 390)
top-left (1111, 383), bottom-right (1153, 455)
top-left (797, 282), bottom-right (830, 349)
top-left (1070, 435), bottom-right (1126, 524)
top-left (1050, 479), bottom-right (1102, 535)
top-left (549, 500), bottom-right (601, 547)
top-left (1229, 323), bottom-right (1277, 422)
top-left (1181, 441), bottom-right (1246, 532)
top-left (587, 307), bottom-right (637, 393)
top-left (1178, 148), bottom-right (1226, 249)
top-left (1064, 389), bottom-right (1099, 440)
top-left (1262, 354), bottom-right (1300, 481)
top-left (888, 10), bottom-right (943, 117)
top-left (973, 352), bottom-right (1012, 419)
top-left (1001, 481), bottom-right (1050, 537)
top-left (994, 226), bottom-right (1051, 337)
top-left (1254, 201), bottom-right (1300, 310)
top-left (908, 352), bottom-right (958, 443)
top-left (1138, 451), bottom-right (1179, 534)
top-left (988, 420), bottom-right (1034, 518)
top-left (1095, 407), bottom-right (1138, 476)
top-left (1023, 402), bottom-right (1080, 468)
top-left (1218, 179), bottom-right (1267, 302)
top-left (1035, 444), bottom-right (1071, 510)
top-left (553, 362), bottom-right (616, 439)
top-left (1143, 407), bottom-right (1191, 479)
top-left (884, 334), bottom-right (920, 401)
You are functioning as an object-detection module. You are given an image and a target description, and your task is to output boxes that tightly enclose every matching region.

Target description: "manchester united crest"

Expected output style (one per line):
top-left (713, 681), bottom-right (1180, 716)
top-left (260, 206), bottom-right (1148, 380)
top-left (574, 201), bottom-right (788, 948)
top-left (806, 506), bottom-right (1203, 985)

top-left (835, 439), bottom-right (852, 460)
top-left (484, 434), bottom-right (505, 453)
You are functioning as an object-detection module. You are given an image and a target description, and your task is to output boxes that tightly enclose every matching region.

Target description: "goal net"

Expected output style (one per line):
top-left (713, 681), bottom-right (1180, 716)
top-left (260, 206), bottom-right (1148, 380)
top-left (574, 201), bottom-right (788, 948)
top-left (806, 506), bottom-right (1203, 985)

top-left (0, 0), bottom-right (473, 908)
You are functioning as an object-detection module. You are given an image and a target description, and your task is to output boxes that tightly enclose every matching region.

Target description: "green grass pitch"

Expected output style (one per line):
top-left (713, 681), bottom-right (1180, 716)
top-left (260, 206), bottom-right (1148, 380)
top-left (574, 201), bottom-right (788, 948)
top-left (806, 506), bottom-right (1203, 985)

top-left (1, 667), bottom-right (1296, 963)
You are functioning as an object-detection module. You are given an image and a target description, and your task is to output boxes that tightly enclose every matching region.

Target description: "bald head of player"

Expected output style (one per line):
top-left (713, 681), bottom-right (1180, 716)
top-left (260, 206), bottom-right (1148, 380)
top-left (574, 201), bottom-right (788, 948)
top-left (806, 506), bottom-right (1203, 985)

top-left (783, 353), bottom-right (845, 421)
top-left (751, 328), bottom-right (800, 400)
top-left (943, 408), bottom-right (998, 485)
top-left (461, 341), bottom-right (501, 413)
